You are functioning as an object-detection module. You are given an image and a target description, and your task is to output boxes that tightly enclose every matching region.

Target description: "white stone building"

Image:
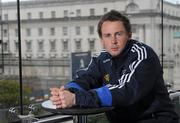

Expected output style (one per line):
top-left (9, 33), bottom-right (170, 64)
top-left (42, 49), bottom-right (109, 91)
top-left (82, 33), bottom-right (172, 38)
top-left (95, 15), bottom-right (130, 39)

top-left (0, 0), bottom-right (180, 90)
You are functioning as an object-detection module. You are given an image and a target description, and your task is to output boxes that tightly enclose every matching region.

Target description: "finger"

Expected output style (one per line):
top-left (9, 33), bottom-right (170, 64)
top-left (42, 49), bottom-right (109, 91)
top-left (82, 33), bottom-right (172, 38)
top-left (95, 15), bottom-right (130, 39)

top-left (50, 98), bottom-right (62, 105)
top-left (59, 86), bottom-right (65, 91)
top-left (51, 91), bottom-right (59, 96)
top-left (56, 104), bottom-right (62, 109)
top-left (53, 101), bottom-right (62, 105)
top-left (50, 96), bottom-right (61, 102)
top-left (50, 87), bottom-right (59, 91)
top-left (61, 100), bottom-right (67, 109)
top-left (50, 88), bottom-right (60, 96)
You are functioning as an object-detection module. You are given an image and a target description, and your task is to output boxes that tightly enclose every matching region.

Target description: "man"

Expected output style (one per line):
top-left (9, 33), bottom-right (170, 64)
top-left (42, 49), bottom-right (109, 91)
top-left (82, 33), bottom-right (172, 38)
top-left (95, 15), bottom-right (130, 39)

top-left (50, 10), bottom-right (178, 123)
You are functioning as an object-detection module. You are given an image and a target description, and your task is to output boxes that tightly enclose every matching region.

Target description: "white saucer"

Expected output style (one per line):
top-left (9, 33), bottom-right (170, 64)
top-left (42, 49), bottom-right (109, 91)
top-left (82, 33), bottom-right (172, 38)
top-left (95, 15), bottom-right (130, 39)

top-left (41, 100), bottom-right (56, 109)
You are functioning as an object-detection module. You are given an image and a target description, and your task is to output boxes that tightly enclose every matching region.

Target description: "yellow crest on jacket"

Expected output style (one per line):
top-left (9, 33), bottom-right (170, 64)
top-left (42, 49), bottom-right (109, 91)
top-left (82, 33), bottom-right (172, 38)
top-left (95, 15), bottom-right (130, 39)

top-left (104, 74), bottom-right (110, 84)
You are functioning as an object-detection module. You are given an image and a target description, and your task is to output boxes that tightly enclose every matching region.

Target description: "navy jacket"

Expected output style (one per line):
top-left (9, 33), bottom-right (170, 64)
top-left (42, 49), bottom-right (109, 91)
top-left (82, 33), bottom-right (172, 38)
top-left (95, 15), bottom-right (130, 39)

top-left (65, 39), bottom-right (178, 122)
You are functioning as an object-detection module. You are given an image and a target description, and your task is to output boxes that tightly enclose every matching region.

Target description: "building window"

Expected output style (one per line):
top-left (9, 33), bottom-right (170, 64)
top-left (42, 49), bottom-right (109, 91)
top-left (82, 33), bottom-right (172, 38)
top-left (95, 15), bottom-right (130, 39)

top-left (62, 40), bottom-right (68, 51)
top-left (103, 8), bottom-right (108, 13)
top-left (75, 26), bottom-right (81, 35)
top-left (15, 29), bottom-right (18, 37)
top-left (89, 39), bottom-right (95, 51)
top-left (75, 40), bottom-right (81, 50)
top-left (26, 40), bottom-right (32, 51)
top-left (89, 26), bottom-right (94, 35)
top-left (39, 12), bottom-right (44, 19)
top-left (38, 28), bottom-right (43, 36)
top-left (3, 29), bottom-right (7, 37)
top-left (64, 10), bottom-right (68, 17)
top-left (4, 14), bottom-right (8, 20)
top-left (50, 27), bottom-right (55, 36)
top-left (51, 11), bottom-right (56, 18)
top-left (3, 42), bottom-right (8, 52)
top-left (14, 41), bottom-right (19, 51)
top-left (62, 26), bottom-right (68, 36)
top-left (38, 40), bottom-right (44, 51)
top-left (132, 25), bottom-right (137, 33)
top-left (27, 12), bottom-right (31, 20)
top-left (26, 28), bottom-right (31, 36)
top-left (90, 8), bottom-right (95, 16)
top-left (76, 9), bottom-right (81, 17)
top-left (50, 40), bottom-right (56, 51)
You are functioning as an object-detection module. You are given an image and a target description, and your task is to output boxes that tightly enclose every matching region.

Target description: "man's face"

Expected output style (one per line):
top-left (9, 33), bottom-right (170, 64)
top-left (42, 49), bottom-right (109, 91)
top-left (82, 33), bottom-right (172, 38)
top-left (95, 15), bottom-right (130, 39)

top-left (101, 21), bottom-right (132, 57)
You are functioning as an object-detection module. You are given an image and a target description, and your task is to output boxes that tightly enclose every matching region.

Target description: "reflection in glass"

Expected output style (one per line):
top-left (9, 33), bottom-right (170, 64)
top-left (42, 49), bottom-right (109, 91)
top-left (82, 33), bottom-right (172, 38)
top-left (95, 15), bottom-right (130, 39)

top-left (0, 0), bottom-right (180, 122)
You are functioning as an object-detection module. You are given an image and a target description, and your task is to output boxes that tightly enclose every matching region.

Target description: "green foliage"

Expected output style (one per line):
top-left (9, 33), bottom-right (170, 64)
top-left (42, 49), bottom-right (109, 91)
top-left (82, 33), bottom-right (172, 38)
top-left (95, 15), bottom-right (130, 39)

top-left (0, 80), bottom-right (32, 108)
top-left (88, 113), bottom-right (109, 123)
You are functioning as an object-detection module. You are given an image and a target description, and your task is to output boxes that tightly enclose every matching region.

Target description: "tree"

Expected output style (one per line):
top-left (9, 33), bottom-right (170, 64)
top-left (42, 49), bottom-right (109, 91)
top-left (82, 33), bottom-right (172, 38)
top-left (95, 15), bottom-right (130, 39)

top-left (0, 80), bottom-right (32, 108)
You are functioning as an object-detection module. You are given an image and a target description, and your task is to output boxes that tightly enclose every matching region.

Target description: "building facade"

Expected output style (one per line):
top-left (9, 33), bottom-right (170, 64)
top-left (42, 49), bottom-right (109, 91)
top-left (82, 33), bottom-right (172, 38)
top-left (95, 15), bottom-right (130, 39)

top-left (0, 0), bottom-right (180, 91)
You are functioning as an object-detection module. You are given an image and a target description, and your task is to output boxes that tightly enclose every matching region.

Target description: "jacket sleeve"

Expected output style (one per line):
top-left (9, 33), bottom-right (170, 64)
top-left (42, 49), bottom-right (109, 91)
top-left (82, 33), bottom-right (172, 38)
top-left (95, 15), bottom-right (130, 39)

top-left (64, 57), bottom-right (106, 107)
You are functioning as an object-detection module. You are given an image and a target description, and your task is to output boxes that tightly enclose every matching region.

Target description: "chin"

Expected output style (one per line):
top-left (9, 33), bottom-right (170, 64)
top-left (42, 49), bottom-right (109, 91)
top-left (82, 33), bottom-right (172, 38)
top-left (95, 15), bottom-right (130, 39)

top-left (109, 51), bottom-right (121, 57)
top-left (110, 53), bottom-right (119, 57)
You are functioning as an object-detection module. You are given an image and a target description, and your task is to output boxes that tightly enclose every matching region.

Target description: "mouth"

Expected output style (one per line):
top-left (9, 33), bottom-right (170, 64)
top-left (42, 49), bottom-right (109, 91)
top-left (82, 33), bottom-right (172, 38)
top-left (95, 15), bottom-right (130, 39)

top-left (111, 47), bottom-right (118, 51)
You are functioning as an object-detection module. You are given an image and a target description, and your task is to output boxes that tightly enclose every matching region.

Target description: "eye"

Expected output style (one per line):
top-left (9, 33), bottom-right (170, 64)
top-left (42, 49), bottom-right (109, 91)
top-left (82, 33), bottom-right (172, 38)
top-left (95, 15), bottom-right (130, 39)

top-left (116, 32), bottom-right (122, 37)
top-left (103, 34), bottom-right (111, 38)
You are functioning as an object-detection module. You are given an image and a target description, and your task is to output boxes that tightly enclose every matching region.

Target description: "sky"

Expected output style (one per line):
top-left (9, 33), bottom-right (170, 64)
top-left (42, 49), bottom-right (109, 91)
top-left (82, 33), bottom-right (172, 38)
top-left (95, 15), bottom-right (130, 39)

top-left (1, 0), bottom-right (28, 2)
top-left (165, 0), bottom-right (180, 3)
top-left (1, 0), bottom-right (180, 4)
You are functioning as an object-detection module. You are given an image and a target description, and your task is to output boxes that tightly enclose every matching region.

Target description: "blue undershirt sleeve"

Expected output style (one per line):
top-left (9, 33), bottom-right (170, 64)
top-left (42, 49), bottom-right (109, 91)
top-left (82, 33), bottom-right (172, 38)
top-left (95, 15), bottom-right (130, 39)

top-left (64, 81), bottom-right (85, 91)
top-left (94, 86), bottom-right (112, 106)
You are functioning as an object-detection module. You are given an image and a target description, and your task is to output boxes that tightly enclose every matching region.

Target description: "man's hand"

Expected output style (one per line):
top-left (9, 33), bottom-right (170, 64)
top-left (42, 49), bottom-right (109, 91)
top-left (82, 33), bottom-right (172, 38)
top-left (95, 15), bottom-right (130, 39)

top-left (50, 86), bottom-right (76, 109)
top-left (58, 86), bottom-right (76, 108)
top-left (50, 87), bottom-right (62, 106)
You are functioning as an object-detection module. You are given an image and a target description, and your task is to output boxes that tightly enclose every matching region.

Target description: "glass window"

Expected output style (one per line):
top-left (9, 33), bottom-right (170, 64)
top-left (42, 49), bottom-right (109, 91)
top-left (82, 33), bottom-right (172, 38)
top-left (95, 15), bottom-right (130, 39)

top-left (62, 39), bottom-right (68, 51)
top-left (89, 25), bottom-right (94, 35)
top-left (75, 26), bottom-right (81, 35)
top-left (103, 7), bottom-right (108, 13)
top-left (89, 39), bottom-right (95, 51)
top-left (26, 40), bottom-right (32, 51)
top-left (50, 27), bottom-right (55, 36)
top-left (38, 28), bottom-right (43, 36)
top-left (38, 40), bottom-right (44, 51)
top-left (4, 14), bottom-right (8, 20)
top-left (50, 40), bottom-right (56, 51)
top-left (3, 42), bottom-right (8, 52)
top-left (75, 40), bottom-right (81, 50)
top-left (76, 9), bottom-right (81, 17)
top-left (51, 11), bottom-right (56, 18)
top-left (26, 28), bottom-right (31, 36)
top-left (62, 26), bottom-right (68, 36)
top-left (39, 11), bottom-right (44, 19)
top-left (3, 29), bottom-right (7, 37)
top-left (15, 29), bottom-right (18, 37)
top-left (14, 41), bottom-right (19, 51)
top-left (1, 0), bottom-right (180, 122)
top-left (90, 8), bottom-right (95, 16)
top-left (27, 12), bottom-right (31, 20)
top-left (64, 10), bottom-right (68, 17)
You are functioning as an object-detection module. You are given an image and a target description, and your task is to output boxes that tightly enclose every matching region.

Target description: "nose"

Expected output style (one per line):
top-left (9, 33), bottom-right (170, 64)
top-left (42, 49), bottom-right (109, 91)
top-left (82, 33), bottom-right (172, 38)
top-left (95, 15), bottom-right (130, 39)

top-left (111, 35), bottom-right (117, 44)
